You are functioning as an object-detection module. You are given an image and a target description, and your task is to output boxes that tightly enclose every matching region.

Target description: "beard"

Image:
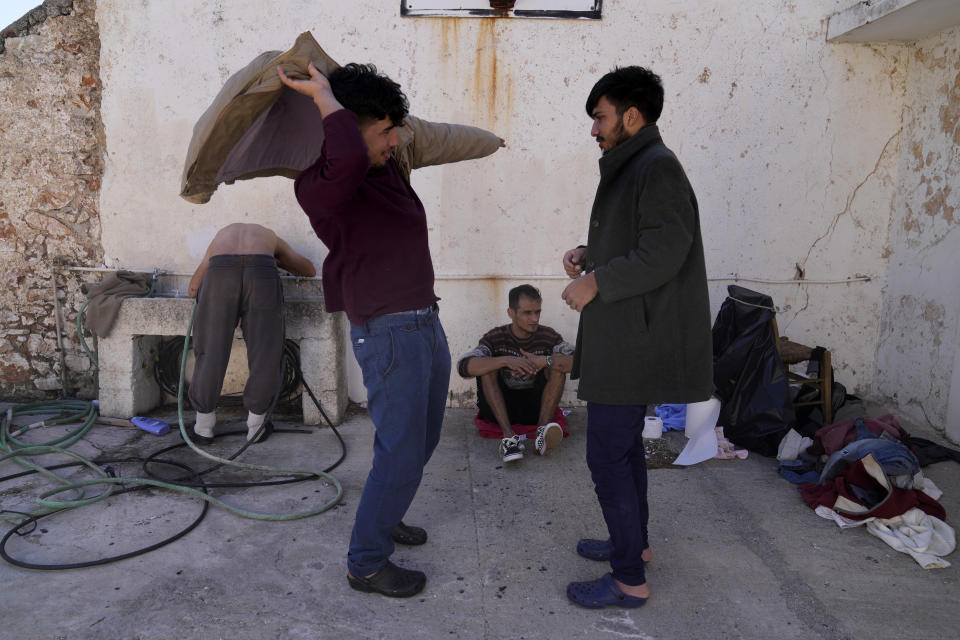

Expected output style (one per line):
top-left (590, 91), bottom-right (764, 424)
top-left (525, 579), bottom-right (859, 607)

top-left (368, 150), bottom-right (393, 169)
top-left (599, 118), bottom-right (631, 155)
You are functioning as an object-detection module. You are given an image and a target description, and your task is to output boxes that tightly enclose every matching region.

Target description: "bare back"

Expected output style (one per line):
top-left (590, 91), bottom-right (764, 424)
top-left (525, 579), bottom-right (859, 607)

top-left (188, 223), bottom-right (316, 298)
top-left (206, 223), bottom-right (279, 257)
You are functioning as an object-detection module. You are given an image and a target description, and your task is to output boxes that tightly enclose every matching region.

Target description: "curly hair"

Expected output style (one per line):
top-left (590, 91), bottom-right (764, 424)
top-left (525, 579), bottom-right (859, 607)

top-left (328, 63), bottom-right (409, 126)
top-left (585, 66), bottom-right (664, 124)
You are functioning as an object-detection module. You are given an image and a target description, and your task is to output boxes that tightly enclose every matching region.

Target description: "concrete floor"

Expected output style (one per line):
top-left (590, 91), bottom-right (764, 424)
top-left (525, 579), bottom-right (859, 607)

top-left (1, 403), bottom-right (958, 640)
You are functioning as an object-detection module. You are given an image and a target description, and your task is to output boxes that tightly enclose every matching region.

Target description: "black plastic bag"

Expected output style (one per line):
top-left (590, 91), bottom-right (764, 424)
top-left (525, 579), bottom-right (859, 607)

top-left (712, 285), bottom-right (794, 456)
top-left (793, 380), bottom-right (848, 436)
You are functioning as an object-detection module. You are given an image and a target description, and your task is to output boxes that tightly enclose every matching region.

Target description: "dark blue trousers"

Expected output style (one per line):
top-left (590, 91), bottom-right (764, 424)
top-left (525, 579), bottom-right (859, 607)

top-left (347, 305), bottom-right (450, 577)
top-left (586, 402), bottom-right (649, 586)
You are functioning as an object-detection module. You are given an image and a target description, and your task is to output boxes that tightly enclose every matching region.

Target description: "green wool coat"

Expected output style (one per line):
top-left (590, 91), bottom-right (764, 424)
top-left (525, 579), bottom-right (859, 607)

top-left (572, 124), bottom-right (714, 405)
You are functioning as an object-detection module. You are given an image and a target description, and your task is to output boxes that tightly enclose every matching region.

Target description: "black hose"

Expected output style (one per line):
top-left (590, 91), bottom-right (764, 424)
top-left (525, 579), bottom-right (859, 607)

top-left (0, 457), bottom-right (209, 570)
top-left (154, 338), bottom-right (303, 407)
top-left (1, 331), bottom-right (347, 569)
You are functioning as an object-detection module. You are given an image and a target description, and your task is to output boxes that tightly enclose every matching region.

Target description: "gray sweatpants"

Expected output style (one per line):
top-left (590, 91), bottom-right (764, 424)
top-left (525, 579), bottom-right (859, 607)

top-left (187, 254), bottom-right (284, 414)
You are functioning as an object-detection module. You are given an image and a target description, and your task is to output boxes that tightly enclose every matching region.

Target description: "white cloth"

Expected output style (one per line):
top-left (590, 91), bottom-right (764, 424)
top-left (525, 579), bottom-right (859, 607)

top-left (814, 506), bottom-right (955, 569)
top-left (673, 397), bottom-right (721, 466)
top-left (920, 476), bottom-right (943, 500)
top-left (777, 428), bottom-right (813, 461)
top-left (867, 509), bottom-right (955, 569)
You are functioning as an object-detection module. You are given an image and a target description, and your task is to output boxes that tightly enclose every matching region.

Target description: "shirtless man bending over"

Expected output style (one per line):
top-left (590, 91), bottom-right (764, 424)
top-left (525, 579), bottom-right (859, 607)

top-left (187, 223), bottom-right (316, 443)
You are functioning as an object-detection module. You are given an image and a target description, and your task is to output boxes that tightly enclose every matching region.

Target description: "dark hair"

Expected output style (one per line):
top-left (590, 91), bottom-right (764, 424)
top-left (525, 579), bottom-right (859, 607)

top-left (328, 63), bottom-right (409, 126)
top-left (585, 66), bottom-right (664, 124)
top-left (509, 284), bottom-right (542, 309)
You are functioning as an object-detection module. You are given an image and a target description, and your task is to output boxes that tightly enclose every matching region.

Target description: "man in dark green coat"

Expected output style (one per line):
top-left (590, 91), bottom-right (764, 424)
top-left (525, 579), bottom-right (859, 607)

top-left (561, 66), bottom-right (713, 609)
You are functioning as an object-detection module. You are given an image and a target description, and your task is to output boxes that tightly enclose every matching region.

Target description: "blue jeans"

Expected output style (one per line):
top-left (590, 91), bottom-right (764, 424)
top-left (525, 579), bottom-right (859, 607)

top-left (347, 305), bottom-right (450, 577)
top-left (586, 402), bottom-right (649, 586)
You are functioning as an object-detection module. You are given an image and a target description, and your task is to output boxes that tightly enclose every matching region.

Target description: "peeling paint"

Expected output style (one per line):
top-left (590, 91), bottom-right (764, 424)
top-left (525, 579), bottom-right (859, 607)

top-left (938, 69), bottom-right (960, 144)
top-left (922, 185), bottom-right (955, 224)
top-left (911, 141), bottom-right (923, 168)
top-left (876, 27), bottom-right (960, 438)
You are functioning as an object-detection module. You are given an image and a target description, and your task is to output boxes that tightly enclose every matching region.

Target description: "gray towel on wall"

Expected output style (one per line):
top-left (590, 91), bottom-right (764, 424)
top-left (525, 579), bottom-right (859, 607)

top-left (80, 271), bottom-right (150, 337)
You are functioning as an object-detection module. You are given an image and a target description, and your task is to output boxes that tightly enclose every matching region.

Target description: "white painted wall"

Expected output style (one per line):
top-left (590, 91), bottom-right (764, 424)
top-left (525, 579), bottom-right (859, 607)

top-left (95, 1), bottom-right (955, 428)
top-left (874, 24), bottom-right (960, 439)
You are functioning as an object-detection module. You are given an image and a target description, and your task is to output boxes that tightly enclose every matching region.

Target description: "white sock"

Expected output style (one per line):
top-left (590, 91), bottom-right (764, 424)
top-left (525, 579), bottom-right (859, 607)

top-left (194, 411), bottom-right (216, 437)
top-left (247, 411), bottom-right (266, 441)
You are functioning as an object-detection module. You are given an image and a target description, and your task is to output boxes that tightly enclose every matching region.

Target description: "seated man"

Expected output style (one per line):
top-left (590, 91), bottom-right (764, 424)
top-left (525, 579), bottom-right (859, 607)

top-left (457, 284), bottom-right (574, 462)
top-left (187, 223), bottom-right (316, 443)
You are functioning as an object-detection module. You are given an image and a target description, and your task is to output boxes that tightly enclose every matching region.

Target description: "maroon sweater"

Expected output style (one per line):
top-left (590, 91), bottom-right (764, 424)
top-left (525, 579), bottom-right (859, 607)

top-left (294, 110), bottom-right (439, 325)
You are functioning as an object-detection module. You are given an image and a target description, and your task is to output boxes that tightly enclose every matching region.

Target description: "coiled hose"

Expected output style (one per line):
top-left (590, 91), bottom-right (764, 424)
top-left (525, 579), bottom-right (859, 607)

top-left (0, 300), bottom-right (345, 570)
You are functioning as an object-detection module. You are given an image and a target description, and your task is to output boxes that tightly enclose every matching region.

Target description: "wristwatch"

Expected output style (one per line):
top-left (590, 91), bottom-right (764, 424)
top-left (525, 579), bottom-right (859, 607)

top-left (545, 355), bottom-right (555, 368)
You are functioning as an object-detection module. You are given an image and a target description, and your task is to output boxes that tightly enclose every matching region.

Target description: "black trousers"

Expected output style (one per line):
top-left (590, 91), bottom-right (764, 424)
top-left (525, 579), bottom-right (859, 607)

top-left (586, 402), bottom-right (649, 586)
top-left (187, 254), bottom-right (284, 415)
top-left (476, 373), bottom-right (547, 426)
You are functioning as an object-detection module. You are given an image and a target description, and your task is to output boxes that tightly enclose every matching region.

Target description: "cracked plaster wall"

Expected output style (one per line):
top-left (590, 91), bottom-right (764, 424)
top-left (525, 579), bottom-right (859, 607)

top-left (0, 0), bottom-right (103, 400)
top-left (4, 0), bottom-right (935, 415)
top-left (94, 0), bottom-right (906, 406)
top-left (874, 23), bottom-right (960, 440)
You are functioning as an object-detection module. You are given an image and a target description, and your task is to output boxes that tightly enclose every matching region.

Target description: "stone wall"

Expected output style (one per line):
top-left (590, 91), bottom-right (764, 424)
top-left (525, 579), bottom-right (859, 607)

top-left (0, 0), bottom-right (103, 399)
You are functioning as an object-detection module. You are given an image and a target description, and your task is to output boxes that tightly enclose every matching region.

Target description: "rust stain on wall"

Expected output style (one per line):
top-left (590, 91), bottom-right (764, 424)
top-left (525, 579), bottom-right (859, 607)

top-left (474, 18), bottom-right (500, 124)
top-left (438, 16), bottom-right (460, 59)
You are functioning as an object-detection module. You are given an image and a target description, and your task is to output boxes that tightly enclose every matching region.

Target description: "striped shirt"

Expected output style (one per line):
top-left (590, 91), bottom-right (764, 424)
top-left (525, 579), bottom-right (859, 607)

top-left (457, 324), bottom-right (573, 390)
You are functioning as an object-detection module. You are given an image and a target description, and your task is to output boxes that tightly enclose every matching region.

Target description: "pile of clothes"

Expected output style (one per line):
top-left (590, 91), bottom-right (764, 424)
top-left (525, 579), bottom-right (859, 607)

top-left (777, 414), bottom-right (956, 569)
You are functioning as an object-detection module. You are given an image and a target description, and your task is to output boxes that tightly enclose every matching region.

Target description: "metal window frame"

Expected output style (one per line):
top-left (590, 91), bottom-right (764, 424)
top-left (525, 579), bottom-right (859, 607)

top-left (400, 1), bottom-right (602, 20)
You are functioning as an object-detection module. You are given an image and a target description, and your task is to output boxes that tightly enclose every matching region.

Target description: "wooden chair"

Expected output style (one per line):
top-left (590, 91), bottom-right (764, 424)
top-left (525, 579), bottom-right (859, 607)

top-left (771, 316), bottom-right (833, 424)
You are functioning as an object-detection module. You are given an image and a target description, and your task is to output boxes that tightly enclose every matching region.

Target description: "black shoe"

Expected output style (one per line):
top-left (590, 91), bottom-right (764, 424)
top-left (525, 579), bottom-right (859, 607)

top-left (188, 425), bottom-right (215, 445)
top-left (347, 561), bottom-right (426, 598)
top-left (392, 521), bottom-right (427, 546)
top-left (248, 420), bottom-right (274, 443)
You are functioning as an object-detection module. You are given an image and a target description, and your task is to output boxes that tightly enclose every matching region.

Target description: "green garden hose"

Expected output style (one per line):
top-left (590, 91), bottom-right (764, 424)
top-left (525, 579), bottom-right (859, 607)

top-left (1, 298), bottom-right (345, 569)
